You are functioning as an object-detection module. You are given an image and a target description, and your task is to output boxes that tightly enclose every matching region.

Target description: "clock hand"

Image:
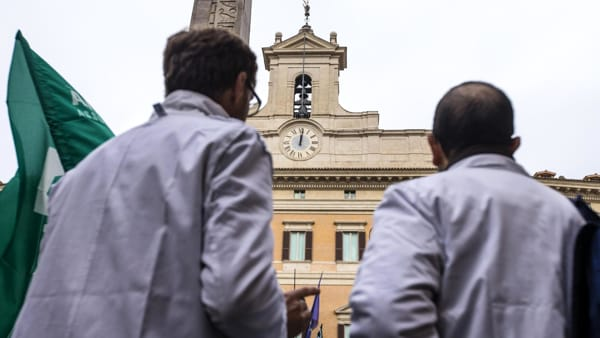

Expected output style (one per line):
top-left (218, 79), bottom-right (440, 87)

top-left (299, 134), bottom-right (304, 146)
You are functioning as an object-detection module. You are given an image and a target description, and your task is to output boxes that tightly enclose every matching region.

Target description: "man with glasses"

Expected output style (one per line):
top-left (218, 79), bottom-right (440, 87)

top-left (12, 28), bottom-right (317, 338)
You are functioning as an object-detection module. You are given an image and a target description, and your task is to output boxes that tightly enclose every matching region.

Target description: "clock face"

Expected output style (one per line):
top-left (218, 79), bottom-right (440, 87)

top-left (281, 125), bottom-right (321, 160)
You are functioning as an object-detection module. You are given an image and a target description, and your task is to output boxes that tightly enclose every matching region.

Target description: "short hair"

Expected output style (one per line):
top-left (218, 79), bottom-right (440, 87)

top-left (163, 28), bottom-right (257, 99)
top-left (433, 81), bottom-right (514, 155)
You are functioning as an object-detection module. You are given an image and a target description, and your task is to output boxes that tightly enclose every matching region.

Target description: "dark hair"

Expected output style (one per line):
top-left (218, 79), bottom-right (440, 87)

top-left (433, 81), bottom-right (514, 156)
top-left (163, 28), bottom-right (257, 99)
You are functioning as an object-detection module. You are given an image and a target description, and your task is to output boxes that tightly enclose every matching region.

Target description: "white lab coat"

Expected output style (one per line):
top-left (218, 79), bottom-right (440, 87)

top-left (350, 154), bottom-right (584, 338)
top-left (12, 90), bottom-right (286, 338)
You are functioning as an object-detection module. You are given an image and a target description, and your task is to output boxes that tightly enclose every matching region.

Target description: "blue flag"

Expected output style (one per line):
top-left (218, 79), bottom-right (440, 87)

top-left (305, 273), bottom-right (323, 338)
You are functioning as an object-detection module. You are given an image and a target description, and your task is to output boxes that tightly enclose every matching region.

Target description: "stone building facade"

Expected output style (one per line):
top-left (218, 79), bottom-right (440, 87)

top-left (247, 25), bottom-right (600, 337)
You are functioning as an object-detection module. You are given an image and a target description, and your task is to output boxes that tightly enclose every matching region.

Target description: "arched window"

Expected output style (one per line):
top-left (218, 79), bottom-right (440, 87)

top-left (293, 74), bottom-right (312, 118)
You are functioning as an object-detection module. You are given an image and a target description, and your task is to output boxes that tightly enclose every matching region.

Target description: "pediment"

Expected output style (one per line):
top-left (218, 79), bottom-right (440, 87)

top-left (334, 304), bottom-right (352, 315)
top-left (281, 39), bottom-right (332, 50)
top-left (584, 173), bottom-right (600, 182)
top-left (334, 304), bottom-right (352, 324)
top-left (274, 29), bottom-right (337, 51)
top-left (533, 170), bottom-right (556, 179)
top-left (262, 26), bottom-right (347, 69)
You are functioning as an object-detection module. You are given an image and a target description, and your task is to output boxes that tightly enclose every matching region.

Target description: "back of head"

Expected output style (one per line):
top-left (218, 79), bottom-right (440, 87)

top-left (433, 81), bottom-right (514, 157)
top-left (163, 28), bottom-right (257, 100)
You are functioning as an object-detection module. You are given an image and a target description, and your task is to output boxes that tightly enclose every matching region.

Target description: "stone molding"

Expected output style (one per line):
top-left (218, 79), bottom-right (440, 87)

top-left (271, 168), bottom-right (600, 202)
top-left (272, 167), bottom-right (435, 190)
top-left (334, 221), bottom-right (367, 232)
top-left (334, 304), bottom-right (352, 324)
top-left (282, 220), bottom-right (315, 231)
top-left (274, 200), bottom-right (379, 213)
top-left (535, 177), bottom-right (600, 202)
top-left (276, 271), bottom-right (357, 285)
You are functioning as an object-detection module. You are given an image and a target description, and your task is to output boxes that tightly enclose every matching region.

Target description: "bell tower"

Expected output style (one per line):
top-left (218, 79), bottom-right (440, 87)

top-left (246, 1), bottom-right (431, 170)
top-left (252, 26), bottom-right (349, 123)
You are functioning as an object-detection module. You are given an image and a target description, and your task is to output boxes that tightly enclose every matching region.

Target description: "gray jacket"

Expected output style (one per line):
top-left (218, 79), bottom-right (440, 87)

top-left (12, 90), bottom-right (286, 338)
top-left (350, 154), bottom-right (584, 338)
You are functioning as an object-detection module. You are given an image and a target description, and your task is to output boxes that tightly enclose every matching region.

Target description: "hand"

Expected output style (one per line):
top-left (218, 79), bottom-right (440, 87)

top-left (285, 287), bottom-right (320, 338)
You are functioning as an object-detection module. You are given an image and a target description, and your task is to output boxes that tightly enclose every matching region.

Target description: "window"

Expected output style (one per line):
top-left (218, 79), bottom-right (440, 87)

top-left (282, 231), bottom-right (312, 261)
top-left (334, 304), bottom-right (352, 337)
top-left (293, 74), bottom-right (312, 118)
top-left (294, 189), bottom-right (306, 199)
top-left (334, 221), bottom-right (367, 263)
top-left (343, 232), bottom-right (358, 261)
top-left (337, 324), bottom-right (351, 338)
top-left (344, 190), bottom-right (356, 200)
top-left (289, 232), bottom-right (306, 261)
top-left (335, 231), bottom-right (365, 262)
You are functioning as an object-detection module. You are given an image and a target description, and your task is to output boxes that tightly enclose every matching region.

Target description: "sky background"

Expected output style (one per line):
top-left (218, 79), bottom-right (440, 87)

top-left (1, 0), bottom-right (599, 182)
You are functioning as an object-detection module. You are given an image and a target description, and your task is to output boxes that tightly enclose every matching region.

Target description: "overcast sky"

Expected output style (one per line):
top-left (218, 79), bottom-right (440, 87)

top-left (1, 0), bottom-right (599, 182)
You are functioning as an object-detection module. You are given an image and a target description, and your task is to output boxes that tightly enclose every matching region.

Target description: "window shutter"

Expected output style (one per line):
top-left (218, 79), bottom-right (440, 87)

top-left (335, 232), bottom-right (343, 261)
top-left (305, 231), bottom-right (313, 261)
top-left (337, 324), bottom-right (344, 338)
top-left (359, 231), bottom-right (366, 260)
top-left (282, 231), bottom-right (290, 260)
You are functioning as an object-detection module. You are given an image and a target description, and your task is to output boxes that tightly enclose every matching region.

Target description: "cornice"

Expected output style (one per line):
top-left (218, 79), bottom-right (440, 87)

top-left (274, 199), bottom-right (379, 213)
top-left (534, 176), bottom-right (600, 187)
top-left (257, 127), bottom-right (431, 138)
top-left (270, 168), bottom-right (600, 202)
top-left (274, 167), bottom-right (435, 173)
top-left (536, 178), bottom-right (600, 201)
top-left (272, 167), bottom-right (435, 190)
top-left (276, 271), bottom-right (357, 286)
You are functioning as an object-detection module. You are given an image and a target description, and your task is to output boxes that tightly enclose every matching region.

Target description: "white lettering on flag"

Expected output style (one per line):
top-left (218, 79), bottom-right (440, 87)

top-left (71, 89), bottom-right (91, 109)
top-left (34, 147), bottom-right (65, 215)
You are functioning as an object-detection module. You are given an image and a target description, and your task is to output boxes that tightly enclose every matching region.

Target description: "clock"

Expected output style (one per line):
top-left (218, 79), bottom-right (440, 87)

top-left (281, 125), bottom-right (321, 160)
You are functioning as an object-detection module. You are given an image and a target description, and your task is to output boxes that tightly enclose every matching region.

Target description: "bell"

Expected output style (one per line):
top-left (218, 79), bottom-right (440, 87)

top-left (298, 104), bottom-right (309, 118)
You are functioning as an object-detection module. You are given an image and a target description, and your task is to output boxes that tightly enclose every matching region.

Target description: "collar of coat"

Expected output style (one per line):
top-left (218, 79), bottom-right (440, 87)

top-left (152, 90), bottom-right (230, 120)
top-left (448, 153), bottom-right (529, 177)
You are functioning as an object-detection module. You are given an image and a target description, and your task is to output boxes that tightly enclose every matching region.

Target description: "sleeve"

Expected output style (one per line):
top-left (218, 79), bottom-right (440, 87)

top-left (349, 184), bottom-right (443, 338)
top-left (200, 128), bottom-right (286, 338)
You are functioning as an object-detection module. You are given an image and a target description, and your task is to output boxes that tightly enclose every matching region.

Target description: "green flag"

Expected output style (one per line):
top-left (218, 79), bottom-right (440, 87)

top-left (0, 31), bottom-right (114, 337)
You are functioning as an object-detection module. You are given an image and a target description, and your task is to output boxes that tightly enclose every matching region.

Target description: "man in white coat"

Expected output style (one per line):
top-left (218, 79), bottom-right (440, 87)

top-left (350, 81), bottom-right (584, 338)
top-left (12, 29), bottom-right (318, 338)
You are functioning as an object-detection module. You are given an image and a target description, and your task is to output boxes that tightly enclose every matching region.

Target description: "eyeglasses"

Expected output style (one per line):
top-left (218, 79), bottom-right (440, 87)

top-left (247, 83), bottom-right (262, 117)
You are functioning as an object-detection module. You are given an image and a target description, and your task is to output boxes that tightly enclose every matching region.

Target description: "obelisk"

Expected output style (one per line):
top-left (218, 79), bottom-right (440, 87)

top-left (189, 0), bottom-right (252, 43)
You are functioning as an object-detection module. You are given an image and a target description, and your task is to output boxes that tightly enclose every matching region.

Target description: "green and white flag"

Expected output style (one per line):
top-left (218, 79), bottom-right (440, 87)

top-left (316, 324), bottom-right (323, 338)
top-left (0, 31), bottom-right (114, 337)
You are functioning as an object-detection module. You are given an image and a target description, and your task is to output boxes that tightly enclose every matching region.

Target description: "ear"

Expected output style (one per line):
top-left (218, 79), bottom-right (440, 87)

top-left (427, 134), bottom-right (448, 170)
top-left (509, 136), bottom-right (521, 155)
top-left (232, 71), bottom-right (248, 104)
top-left (219, 72), bottom-right (248, 120)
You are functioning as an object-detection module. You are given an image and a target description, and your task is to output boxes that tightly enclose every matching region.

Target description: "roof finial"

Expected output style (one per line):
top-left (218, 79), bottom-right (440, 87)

top-left (303, 0), bottom-right (310, 27)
